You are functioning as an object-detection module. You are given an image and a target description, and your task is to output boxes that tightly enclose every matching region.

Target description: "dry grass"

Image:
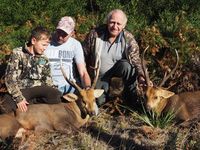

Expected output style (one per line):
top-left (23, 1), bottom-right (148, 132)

top-left (1, 105), bottom-right (200, 150)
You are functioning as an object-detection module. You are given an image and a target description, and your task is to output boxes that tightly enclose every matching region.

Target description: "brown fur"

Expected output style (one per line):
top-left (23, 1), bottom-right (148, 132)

top-left (0, 87), bottom-right (104, 139)
top-left (0, 102), bottom-right (89, 139)
top-left (0, 113), bottom-right (21, 139)
top-left (146, 87), bottom-right (200, 121)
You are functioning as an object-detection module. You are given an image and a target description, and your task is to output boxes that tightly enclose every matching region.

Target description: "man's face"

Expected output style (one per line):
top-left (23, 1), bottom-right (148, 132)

top-left (32, 35), bottom-right (50, 55)
top-left (107, 12), bottom-right (126, 38)
top-left (56, 29), bottom-right (70, 44)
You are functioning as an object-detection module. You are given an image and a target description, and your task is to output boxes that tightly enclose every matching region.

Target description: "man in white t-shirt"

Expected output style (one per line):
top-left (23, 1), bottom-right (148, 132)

top-left (45, 16), bottom-right (91, 94)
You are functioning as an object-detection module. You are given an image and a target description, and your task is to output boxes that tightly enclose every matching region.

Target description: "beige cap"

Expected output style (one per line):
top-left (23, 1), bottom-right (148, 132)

top-left (56, 16), bottom-right (75, 34)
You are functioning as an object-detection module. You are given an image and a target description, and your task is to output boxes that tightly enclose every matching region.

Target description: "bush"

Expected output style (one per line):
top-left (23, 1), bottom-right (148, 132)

top-left (0, 0), bottom-right (200, 67)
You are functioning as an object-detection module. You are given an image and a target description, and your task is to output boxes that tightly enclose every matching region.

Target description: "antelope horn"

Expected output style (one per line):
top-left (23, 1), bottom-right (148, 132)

top-left (60, 62), bottom-right (82, 92)
top-left (141, 45), bottom-right (151, 86)
top-left (91, 60), bottom-right (100, 89)
top-left (158, 49), bottom-right (179, 87)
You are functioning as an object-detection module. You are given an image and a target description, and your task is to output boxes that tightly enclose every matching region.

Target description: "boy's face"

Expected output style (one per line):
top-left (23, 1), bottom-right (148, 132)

top-left (32, 35), bottom-right (50, 55)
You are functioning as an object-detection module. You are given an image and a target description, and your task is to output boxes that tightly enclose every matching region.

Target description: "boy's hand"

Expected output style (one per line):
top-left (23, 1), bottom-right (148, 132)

top-left (17, 100), bottom-right (29, 112)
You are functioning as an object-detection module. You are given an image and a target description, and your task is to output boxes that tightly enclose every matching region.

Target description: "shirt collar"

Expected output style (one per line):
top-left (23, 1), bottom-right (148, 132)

top-left (116, 31), bottom-right (123, 43)
top-left (22, 42), bottom-right (33, 55)
top-left (22, 42), bottom-right (43, 57)
top-left (103, 30), bottom-right (124, 43)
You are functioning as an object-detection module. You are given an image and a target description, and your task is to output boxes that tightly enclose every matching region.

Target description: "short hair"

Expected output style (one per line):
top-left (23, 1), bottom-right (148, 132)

top-left (28, 26), bottom-right (51, 44)
top-left (105, 9), bottom-right (128, 26)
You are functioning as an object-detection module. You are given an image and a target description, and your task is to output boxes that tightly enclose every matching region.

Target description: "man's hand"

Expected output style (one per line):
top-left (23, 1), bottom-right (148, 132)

top-left (17, 99), bottom-right (29, 112)
top-left (138, 76), bottom-right (153, 88)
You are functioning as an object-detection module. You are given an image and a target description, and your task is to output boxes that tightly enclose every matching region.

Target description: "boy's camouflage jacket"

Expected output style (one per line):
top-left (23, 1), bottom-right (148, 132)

top-left (5, 44), bottom-right (54, 103)
top-left (83, 25), bottom-right (144, 80)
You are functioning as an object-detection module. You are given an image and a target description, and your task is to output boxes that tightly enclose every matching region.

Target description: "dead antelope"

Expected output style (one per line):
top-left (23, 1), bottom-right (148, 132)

top-left (0, 62), bottom-right (104, 140)
top-left (142, 47), bottom-right (200, 122)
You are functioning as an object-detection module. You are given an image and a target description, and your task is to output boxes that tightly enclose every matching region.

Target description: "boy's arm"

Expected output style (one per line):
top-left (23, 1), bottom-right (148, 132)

top-left (5, 51), bottom-right (26, 103)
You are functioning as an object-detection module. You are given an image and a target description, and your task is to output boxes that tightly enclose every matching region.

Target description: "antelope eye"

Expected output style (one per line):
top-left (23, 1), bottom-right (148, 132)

top-left (154, 96), bottom-right (158, 99)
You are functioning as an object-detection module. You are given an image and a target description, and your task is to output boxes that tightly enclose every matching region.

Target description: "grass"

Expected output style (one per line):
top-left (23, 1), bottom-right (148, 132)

top-left (0, 98), bottom-right (199, 149)
top-left (0, 106), bottom-right (199, 150)
top-left (118, 102), bottom-right (176, 129)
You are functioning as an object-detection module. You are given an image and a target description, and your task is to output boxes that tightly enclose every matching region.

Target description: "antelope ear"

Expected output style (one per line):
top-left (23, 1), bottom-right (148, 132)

top-left (94, 89), bottom-right (104, 98)
top-left (63, 93), bottom-right (78, 102)
top-left (158, 88), bottom-right (175, 99)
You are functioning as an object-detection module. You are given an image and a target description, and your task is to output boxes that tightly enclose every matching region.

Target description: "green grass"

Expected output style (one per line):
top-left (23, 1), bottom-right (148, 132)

top-left (118, 103), bottom-right (176, 129)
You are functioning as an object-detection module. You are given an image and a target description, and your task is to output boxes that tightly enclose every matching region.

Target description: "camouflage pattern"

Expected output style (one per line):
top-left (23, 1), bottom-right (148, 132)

top-left (83, 25), bottom-right (144, 80)
top-left (5, 44), bottom-right (54, 103)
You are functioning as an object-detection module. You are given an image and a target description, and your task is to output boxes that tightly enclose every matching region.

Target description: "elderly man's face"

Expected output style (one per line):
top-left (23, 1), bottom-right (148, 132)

top-left (107, 12), bottom-right (125, 38)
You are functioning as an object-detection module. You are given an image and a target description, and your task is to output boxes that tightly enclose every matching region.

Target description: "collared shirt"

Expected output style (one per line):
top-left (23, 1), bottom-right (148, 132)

top-left (100, 32), bottom-right (125, 75)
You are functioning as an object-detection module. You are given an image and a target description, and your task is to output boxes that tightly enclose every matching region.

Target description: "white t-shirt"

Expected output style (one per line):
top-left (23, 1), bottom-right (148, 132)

top-left (44, 37), bottom-right (85, 88)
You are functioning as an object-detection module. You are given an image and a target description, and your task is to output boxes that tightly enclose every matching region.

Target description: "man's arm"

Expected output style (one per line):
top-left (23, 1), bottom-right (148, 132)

top-left (76, 63), bottom-right (91, 88)
top-left (124, 31), bottom-right (154, 88)
top-left (74, 38), bottom-right (92, 88)
top-left (124, 30), bottom-right (144, 77)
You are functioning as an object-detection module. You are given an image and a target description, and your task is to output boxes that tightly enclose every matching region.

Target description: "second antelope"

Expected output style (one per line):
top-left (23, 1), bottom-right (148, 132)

top-left (142, 47), bottom-right (200, 122)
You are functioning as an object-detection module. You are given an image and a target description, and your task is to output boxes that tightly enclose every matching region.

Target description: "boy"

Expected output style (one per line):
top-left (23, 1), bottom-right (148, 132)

top-left (3, 26), bottom-right (61, 113)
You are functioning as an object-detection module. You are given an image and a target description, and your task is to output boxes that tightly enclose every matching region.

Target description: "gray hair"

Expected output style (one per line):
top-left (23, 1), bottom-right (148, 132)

top-left (105, 9), bottom-right (127, 27)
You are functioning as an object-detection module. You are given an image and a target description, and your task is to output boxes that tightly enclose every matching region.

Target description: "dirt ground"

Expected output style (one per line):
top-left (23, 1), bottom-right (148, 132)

top-left (1, 106), bottom-right (200, 150)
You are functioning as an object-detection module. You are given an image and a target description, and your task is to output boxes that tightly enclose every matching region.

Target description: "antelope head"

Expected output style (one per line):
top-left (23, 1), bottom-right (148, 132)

top-left (142, 47), bottom-right (179, 115)
top-left (61, 61), bottom-right (104, 116)
top-left (145, 86), bottom-right (175, 114)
